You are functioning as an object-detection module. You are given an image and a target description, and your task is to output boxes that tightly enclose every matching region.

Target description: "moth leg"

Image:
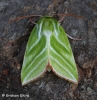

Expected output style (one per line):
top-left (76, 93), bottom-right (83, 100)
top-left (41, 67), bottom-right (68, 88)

top-left (58, 14), bottom-right (66, 22)
top-left (66, 34), bottom-right (81, 40)
top-left (29, 18), bottom-right (36, 24)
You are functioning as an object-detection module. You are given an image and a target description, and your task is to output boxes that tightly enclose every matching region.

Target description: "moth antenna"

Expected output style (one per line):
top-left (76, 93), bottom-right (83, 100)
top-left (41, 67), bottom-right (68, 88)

top-left (53, 14), bottom-right (87, 22)
top-left (9, 14), bottom-right (42, 23)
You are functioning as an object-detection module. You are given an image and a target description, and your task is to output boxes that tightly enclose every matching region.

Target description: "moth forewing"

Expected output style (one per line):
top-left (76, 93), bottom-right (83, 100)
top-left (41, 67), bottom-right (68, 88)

top-left (21, 16), bottom-right (78, 85)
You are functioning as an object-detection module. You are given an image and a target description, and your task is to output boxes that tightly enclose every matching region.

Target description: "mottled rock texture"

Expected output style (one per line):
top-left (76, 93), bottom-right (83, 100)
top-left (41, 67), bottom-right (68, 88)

top-left (0, 0), bottom-right (97, 100)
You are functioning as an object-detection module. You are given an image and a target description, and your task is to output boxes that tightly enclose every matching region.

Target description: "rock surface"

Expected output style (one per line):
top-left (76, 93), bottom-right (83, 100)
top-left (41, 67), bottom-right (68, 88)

top-left (0, 0), bottom-right (97, 100)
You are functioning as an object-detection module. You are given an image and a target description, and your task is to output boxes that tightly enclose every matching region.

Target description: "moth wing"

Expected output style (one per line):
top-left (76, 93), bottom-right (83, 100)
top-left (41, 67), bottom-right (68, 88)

top-left (49, 26), bottom-right (78, 83)
top-left (21, 26), bottom-right (48, 86)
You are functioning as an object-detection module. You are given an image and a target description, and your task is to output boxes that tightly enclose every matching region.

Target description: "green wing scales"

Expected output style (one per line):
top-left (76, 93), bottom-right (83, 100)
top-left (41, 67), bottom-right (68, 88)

top-left (21, 16), bottom-right (78, 85)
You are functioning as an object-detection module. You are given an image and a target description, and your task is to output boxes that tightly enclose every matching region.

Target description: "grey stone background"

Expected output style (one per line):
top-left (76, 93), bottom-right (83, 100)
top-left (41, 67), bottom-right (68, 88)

top-left (0, 0), bottom-right (97, 100)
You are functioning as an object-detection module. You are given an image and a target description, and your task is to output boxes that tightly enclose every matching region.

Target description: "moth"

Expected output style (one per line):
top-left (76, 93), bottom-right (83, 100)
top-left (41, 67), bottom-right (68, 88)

top-left (21, 16), bottom-right (78, 86)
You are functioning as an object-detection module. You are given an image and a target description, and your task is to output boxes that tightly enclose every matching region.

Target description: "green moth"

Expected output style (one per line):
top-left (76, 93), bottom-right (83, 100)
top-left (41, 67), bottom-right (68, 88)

top-left (21, 16), bottom-right (78, 85)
